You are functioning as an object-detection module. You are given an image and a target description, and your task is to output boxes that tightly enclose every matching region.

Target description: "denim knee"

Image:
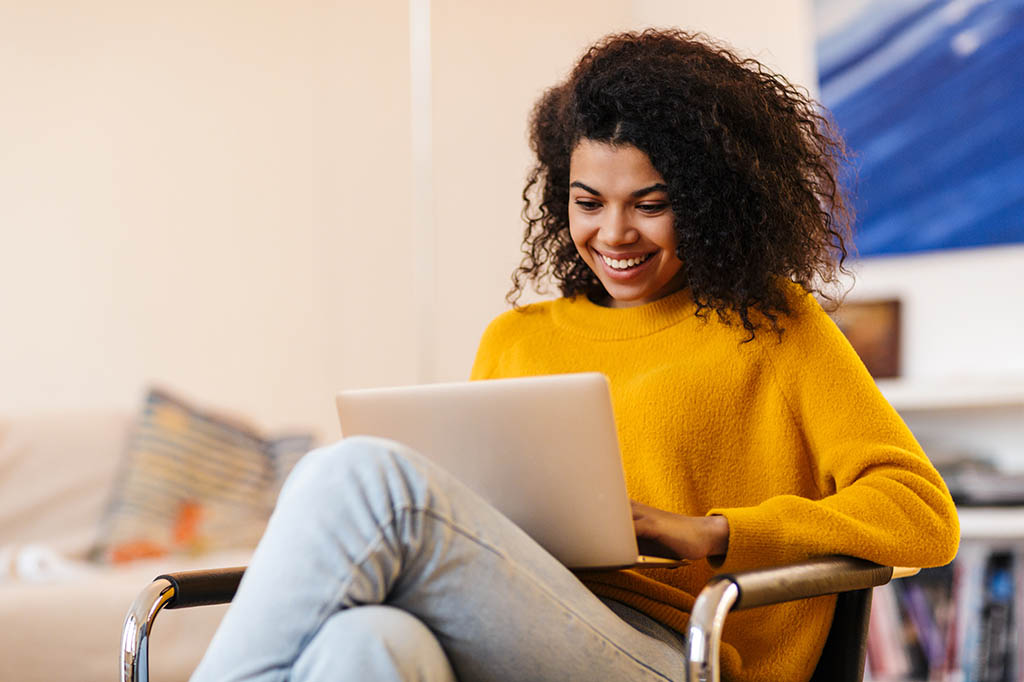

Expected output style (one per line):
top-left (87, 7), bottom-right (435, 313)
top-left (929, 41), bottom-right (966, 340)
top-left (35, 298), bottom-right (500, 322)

top-left (292, 605), bottom-right (455, 682)
top-left (277, 436), bottom-right (424, 506)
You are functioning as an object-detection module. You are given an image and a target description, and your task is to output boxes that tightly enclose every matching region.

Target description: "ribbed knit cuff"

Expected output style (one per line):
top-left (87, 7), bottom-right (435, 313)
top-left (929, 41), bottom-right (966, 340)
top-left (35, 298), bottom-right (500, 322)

top-left (706, 506), bottom-right (793, 573)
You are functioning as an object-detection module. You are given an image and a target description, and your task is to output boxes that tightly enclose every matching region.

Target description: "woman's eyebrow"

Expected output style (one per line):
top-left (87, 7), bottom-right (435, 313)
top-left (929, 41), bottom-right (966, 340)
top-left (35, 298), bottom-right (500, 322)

top-left (568, 181), bottom-right (668, 197)
top-left (632, 183), bottom-right (668, 197)
top-left (570, 181), bottom-right (601, 195)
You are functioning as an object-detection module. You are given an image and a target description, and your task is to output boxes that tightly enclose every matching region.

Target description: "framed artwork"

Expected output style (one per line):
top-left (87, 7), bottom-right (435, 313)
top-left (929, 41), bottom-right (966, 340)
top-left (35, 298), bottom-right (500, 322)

top-left (814, 0), bottom-right (1024, 257)
top-left (831, 299), bottom-right (902, 378)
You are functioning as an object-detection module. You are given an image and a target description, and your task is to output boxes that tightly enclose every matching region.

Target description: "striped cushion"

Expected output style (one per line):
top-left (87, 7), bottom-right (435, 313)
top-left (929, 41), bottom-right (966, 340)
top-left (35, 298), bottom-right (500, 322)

top-left (91, 389), bottom-right (314, 563)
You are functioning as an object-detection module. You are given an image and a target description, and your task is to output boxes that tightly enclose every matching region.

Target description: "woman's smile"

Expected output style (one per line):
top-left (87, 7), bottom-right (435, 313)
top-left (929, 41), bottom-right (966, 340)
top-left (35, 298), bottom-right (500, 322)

top-left (594, 248), bottom-right (656, 277)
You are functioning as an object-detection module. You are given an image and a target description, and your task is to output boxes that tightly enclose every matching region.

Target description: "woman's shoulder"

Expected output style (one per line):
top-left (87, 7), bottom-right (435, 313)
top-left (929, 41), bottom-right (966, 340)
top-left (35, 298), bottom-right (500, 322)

top-left (480, 299), bottom-right (562, 337)
top-left (753, 280), bottom-right (868, 383)
top-left (475, 299), bottom-right (563, 355)
top-left (471, 299), bottom-right (564, 380)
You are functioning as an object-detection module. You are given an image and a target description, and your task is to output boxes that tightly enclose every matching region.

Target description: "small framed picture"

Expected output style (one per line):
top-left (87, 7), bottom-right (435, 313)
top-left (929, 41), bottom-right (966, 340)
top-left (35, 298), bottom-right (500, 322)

top-left (830, 299), bottom-right (901, 379)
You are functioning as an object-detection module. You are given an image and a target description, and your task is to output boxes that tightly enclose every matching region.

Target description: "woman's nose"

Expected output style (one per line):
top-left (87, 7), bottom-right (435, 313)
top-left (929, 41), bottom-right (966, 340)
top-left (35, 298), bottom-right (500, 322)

top-left (599, 207), bottom-right (639, 245)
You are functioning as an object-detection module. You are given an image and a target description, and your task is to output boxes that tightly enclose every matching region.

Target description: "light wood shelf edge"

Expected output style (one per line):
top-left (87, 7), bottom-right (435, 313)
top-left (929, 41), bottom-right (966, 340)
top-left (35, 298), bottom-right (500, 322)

top-left (876, 374), bottom-right (1024, 411)
top-left (957, 506), bottom-right (1024, 540)
top-left (876, 378), bottom-right (1024, 412)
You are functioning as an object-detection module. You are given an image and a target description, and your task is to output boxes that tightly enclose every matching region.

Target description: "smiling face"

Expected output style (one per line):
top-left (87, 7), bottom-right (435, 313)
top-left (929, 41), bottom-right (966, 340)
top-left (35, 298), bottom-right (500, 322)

top-left (568, 139), bottom-right (686, 308)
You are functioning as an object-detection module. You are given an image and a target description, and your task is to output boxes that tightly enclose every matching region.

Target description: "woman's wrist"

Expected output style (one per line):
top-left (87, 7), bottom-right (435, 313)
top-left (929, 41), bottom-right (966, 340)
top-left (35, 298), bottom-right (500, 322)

top-left (704, 515), bottom-right (730, 559)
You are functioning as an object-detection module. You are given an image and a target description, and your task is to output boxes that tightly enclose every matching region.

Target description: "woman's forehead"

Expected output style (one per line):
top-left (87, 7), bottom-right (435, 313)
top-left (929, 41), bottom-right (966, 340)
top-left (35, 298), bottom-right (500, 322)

top-left (568, 140), bottom-right (666, 192)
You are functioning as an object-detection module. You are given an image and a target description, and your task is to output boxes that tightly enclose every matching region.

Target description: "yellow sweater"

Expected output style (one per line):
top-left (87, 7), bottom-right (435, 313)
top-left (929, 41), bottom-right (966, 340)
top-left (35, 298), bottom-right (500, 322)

top-left (470, 285), bottom-right (959, 682)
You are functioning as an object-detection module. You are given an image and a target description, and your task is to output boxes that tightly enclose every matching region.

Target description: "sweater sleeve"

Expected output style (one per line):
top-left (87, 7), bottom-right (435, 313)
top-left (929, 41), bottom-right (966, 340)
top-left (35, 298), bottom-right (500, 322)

top-left (709, 294), bottom-right (960, 573)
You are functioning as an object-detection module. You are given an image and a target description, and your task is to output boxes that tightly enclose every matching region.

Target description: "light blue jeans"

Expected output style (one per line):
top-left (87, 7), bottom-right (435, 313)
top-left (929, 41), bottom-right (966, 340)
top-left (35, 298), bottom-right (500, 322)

top-left (190, 436), bottom-right (687, 681)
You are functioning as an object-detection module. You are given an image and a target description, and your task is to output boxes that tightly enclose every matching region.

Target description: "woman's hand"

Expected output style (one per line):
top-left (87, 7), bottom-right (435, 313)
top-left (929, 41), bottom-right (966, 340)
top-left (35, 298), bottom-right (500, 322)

top-left (630, 501), bottom-right (730, 561)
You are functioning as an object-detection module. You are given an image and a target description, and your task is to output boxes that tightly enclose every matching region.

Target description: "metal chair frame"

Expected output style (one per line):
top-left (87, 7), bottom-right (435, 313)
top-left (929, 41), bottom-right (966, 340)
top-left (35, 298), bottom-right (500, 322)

top-left (121, 557), bottom-right (916, 682)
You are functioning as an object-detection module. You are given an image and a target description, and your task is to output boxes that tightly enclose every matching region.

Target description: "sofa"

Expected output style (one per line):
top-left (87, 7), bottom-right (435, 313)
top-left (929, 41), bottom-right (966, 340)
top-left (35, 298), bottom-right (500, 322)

top-left (0, 410), bottom-right (263, 682)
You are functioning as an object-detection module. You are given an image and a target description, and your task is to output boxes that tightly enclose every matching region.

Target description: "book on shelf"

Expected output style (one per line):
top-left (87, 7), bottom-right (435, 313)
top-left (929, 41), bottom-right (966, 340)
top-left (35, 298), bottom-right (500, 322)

top-left (976, 551), bottom-right (1015, 682)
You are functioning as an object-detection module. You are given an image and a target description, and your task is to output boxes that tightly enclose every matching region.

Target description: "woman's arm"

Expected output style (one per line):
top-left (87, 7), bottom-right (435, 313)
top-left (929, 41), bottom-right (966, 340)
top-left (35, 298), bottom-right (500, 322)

top-left (706, 291), bottom-right (959, 573)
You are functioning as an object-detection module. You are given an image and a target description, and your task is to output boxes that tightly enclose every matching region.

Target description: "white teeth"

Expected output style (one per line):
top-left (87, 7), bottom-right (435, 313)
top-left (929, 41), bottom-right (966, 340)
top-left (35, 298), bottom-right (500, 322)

top-left (601, 254), bottom-right (649, 270)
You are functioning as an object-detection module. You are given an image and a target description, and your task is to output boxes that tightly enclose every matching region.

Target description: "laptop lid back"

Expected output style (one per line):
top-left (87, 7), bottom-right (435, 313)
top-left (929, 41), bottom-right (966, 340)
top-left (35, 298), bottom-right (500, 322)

top-left (335, 373), bottom-right (639, 569)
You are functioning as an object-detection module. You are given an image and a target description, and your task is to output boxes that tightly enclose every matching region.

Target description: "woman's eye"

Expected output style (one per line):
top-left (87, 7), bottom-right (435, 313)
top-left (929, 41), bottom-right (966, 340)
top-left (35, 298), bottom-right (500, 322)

top-left (574, 199), bottom-right (602, 211)
top-left (637, 203), bottom-right (668, 214)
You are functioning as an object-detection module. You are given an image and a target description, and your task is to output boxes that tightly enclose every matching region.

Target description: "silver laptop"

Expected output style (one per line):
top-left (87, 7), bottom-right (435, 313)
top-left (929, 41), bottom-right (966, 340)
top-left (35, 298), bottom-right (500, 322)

top-left (335, 372), bottom-right (684, 570)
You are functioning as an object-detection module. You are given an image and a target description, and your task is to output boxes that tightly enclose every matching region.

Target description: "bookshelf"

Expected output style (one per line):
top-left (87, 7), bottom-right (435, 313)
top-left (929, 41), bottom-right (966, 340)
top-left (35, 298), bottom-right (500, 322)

top-left (865, 377), bottom-right (1024, 681)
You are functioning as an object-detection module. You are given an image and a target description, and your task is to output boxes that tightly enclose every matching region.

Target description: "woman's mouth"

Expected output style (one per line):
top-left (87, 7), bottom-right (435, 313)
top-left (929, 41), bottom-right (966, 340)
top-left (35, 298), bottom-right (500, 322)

top-left (599, 252), bottom-right (653, 271)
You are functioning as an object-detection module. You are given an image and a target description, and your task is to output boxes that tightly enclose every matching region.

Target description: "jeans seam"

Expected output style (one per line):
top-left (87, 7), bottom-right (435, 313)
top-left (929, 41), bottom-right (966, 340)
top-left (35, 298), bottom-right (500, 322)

top-left (287, 505), bottom-right (400, 670)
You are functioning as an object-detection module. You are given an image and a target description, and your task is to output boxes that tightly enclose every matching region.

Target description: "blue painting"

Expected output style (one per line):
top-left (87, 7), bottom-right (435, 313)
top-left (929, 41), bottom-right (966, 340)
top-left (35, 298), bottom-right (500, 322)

top-left (814, 0), bottom-right (1024, 257)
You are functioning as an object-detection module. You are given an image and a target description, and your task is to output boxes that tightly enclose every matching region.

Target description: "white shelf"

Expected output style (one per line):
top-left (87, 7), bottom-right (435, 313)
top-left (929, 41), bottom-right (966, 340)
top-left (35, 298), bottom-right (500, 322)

top-left (958, 507), bottom-right (1024, 540)
top-left (876, 378), bottom-right (1024, 412)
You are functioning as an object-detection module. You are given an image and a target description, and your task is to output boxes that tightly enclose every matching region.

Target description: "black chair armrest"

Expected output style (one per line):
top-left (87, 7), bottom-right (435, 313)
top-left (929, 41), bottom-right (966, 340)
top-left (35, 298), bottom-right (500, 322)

top-left (156, 566), bottom-right (247, 609)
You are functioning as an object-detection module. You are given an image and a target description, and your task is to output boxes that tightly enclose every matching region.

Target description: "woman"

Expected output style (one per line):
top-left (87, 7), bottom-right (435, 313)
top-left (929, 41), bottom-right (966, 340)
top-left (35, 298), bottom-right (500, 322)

top-left (192, 29), bottom-right (959, 682)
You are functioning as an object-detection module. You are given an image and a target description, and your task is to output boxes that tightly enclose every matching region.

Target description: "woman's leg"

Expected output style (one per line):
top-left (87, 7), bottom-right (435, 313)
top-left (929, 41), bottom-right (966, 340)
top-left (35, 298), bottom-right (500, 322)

top-left (291, 606), bottom-right (455, 682)
top-left (190, 437), bottom-right (685, 682)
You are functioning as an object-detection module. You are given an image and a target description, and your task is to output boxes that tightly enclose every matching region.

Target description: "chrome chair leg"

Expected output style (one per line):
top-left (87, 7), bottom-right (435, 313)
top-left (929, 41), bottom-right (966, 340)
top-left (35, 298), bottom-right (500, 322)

top-left (120, 577), bottom-right (176, 682)
top-left (686, 578), bottom-right (740, 682)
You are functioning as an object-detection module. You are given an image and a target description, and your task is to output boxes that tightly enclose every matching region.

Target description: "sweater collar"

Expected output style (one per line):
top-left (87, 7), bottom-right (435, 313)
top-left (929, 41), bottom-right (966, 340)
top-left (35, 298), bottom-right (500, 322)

top-left (550, 288), bottom-right (696, 340)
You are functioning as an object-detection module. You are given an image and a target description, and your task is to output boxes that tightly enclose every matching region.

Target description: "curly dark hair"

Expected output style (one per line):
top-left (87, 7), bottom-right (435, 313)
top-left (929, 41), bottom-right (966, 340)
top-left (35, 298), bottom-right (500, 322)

top-left (510, 29), bottom-right (855, 338)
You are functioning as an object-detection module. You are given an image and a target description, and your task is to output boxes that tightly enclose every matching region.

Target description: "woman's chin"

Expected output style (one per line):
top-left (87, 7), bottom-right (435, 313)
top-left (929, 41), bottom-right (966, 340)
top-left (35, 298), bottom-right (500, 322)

top-left (598, 278), bottom-right (686, 308)
top-left (600, 286), bottom-right (657, 308)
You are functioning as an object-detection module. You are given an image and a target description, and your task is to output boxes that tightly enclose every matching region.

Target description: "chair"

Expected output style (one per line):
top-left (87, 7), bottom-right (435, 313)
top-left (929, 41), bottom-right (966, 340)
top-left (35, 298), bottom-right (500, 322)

top-left (121, 556), bottom-right (915, 682)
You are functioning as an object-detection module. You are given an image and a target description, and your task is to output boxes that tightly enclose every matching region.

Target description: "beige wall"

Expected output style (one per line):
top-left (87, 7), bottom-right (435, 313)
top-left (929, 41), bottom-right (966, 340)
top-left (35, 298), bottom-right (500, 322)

top-left (3, 0), bottom-right (1020, 442)
top-left (0, 1), bottom-right (415, 440)
top-left (310, 2), bottom-right (418, 430)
